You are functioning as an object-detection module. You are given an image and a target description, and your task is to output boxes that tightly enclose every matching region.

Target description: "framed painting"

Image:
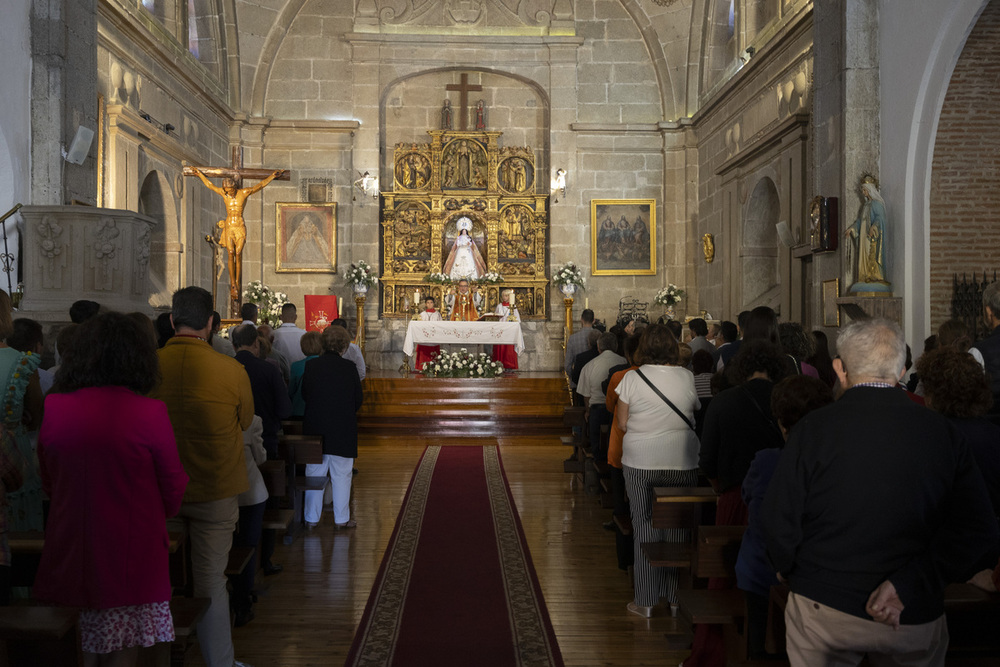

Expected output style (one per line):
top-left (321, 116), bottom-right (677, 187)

top-left (275, 202), bottom-right (337, 273)
top-left (590, 199), bottom-right (656, 275)
top-left (822, 278), bottom-right (840, 327)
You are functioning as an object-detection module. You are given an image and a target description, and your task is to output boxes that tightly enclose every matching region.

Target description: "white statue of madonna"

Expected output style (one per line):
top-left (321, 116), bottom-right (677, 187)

top-left (443, 217), bottom-right (487, 280)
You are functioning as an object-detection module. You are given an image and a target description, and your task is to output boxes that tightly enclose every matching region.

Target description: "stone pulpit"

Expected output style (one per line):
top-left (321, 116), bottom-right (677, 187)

top-left (19, 206), bottom-right (156, 317)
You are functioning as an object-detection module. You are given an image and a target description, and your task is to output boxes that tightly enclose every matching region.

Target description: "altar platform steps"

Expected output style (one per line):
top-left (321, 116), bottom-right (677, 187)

top-left (358, 372), bottom-right (569, 438)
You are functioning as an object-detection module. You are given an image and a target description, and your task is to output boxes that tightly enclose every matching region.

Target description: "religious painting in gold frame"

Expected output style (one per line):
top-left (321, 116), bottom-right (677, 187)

top-left (590, 199), bottom-right (656, 276)
top-left (275, 202), bottom-right (337, 273)
top-left (822, 278), bottom-right (840, 327)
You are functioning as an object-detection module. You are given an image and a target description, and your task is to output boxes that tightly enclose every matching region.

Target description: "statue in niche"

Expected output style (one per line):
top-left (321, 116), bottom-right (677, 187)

top-left (441, 99), bottom-right (453, 130)
top-left (393, 207), bottom-right (431, 258)
top-left (443, 217), bottom-right (487, 280)
top-left (499, 206), bottom-right (534, 260)
top-left (442, 140), bottom-right (486, 189)
top-left (499, 157), bottom-right (531, 193)
top-left (397, 153), bottom-right (431, 190)
top-left (475, 100), bottom-right (486, 130)
top-left (843, 175), bottom-right (892, 293)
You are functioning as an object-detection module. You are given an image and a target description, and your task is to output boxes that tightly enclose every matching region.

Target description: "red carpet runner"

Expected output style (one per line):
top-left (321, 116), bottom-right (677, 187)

top-left (345, 446), bottom-right (564, 667)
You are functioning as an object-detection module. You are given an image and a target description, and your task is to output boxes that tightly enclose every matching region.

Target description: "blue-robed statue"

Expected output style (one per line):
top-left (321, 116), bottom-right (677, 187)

top-left (844, 175), bottom-right (892, 294)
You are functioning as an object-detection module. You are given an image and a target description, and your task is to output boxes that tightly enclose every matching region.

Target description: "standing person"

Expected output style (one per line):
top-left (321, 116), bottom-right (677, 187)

top-left (614, 324), bottom-right (700, 617)
top-left (565, 309), bottom-right (595, 390)
top-left (210, 311), bottom-right (235, 357)
top-left (0, 425), bottom-right (23, 605)
top-left (687, 318), bottom-right (718, 366)
top-left (807, 330), bottom-right (837, 388)
top-left (232, 415), bottom-right (266, 627)
top-left (150, 286), bottom-right (255, 667)
top-left (415, 296), bottom-right (442, 371)
top-left (332, 318), bottom-right (366, 381)
top-left (762, 318), bottom-right (998, 666)
top-left (0, 291), bottom-right (43, 532)
top-left (288, 332), bottom-right (323, 417)
top-left (302, 325), bottom-right (363, 529)
top-left (272, 303), bottom-right (307, 364)
top-left (577, 332), bottom-right (626, 465)
top-left (491, 288), bottom-right (520, 370)
top-left (447, 279), bottom-right (481, 322)
top-left (972, 281), bottom-right (1000, 413)
top-left (35, 312), bottom-right (189, 666)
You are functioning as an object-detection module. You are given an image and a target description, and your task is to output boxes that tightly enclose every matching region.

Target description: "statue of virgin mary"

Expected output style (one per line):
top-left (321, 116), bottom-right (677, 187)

top-left (443, 217), bottom-right (488, 280)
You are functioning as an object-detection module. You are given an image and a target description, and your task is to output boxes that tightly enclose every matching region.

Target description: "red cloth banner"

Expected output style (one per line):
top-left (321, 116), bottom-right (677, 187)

top-left (303, 295), bottom-right (339, 332)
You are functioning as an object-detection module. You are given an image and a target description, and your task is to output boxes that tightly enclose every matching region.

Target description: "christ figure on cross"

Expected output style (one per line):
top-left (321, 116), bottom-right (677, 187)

top-left (189, 166), bottom-right (287, 304)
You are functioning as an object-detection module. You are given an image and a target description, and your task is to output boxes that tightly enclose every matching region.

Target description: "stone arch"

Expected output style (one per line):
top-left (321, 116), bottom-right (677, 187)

top-left (0, 127), bottom-right (19, 292)
top-left (138, 170), bottom-right (180, 308)
top-left (617, 0), bottom-right (674, 119)
top-left (698, 0), bottom-right (739, 99)
top-left (742, 176), bottom-right (780, 309)
top-left (379, 66), bottom-right (552, 181)
top-left (928, 0), bottom-right (1000, 332)
top-left (249, 0), bottom-right (310, 117)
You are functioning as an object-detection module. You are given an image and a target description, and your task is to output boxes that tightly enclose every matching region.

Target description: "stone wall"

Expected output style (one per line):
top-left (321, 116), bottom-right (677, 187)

top-left (929, 0), bottom-right (1000, 332)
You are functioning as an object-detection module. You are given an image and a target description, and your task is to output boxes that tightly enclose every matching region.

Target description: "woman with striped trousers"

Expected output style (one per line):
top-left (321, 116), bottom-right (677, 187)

top-left (614, 323), bottom-right (701, 617)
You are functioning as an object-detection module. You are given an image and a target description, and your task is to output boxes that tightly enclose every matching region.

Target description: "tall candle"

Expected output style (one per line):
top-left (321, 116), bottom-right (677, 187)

top-left (585, 298), bottom-right (589, 309)
top-left (338, 297), bottom-right (343, 315)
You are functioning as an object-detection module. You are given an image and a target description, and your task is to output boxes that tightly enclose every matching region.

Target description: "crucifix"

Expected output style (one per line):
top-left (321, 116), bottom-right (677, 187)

top-left (184, 147), bottom-right (290, 316)
top-left (445, 73), bottom-right (483, 131)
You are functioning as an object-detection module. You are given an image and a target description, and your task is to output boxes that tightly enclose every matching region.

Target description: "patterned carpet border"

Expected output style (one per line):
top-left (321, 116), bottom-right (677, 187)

top-left (345, 446), bottom-right (563, 667)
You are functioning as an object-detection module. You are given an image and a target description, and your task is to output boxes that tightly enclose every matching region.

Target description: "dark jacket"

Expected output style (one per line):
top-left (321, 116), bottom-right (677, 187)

top-left (699, 378), bottom-right (782, 492)
top-left (761, 386), bottom-right (998, 624)
top-left (973, 325), bottom-right (1000, 412)
top-left (301, 351), bottom-right (363, 458)
top-left (236, 350), bottom-right (292, 456)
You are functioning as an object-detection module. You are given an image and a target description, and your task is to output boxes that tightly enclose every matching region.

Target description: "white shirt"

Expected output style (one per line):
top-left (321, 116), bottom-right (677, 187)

top-left (272, 322), bottom-right (307, 363)
top-left (616, 365), bottom-right (700, 471)
top-left (343, 342), bottom-right (367, 381)
top-left (420, 309), bottom-right (443, 322)
top-left (578, 350), bottom-right (627, 405)
top-left (494, 303), bottom-right (520, 322)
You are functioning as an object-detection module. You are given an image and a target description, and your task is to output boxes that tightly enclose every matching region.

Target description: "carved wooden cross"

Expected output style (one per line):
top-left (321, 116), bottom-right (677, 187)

top-left (446, 73), bottom-right (483, 131)
top-left (183, 146), bottom-right (291, 185)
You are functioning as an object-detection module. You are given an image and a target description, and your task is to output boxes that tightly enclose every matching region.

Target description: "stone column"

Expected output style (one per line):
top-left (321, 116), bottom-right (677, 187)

top-left (30, 0), bottom-right (99, 205)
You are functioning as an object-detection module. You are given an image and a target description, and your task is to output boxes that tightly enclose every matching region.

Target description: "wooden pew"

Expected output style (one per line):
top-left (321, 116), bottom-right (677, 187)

top-left (278, 433), bottom-right (325, 542)
top-left (562, 406), bottom-right (587, 474)
top-left (0, 606), bottom-right (81, 667)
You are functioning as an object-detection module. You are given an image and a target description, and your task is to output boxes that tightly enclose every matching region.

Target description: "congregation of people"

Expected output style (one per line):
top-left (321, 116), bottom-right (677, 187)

top-left (0, 289), bottom-right (366, 667)
top-left (565, 291), bottom-right (1000, 667)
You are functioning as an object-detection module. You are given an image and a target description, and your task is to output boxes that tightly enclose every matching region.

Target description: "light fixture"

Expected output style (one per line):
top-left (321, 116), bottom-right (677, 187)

top-left (739, 46), bottom-right (756, 65)
top-left (551, 168), bottom-right (567, 203)
top-left (353, 170), bottom-right (379, 205)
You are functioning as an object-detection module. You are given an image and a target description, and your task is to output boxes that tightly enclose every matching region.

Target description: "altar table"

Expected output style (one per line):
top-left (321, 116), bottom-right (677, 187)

top-left (402, 321), bottom-right (525, 356)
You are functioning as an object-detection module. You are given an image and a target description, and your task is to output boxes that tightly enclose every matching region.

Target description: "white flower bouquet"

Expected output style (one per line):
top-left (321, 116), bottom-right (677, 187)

top-left (424, 272), bottom-right (452, 285)
top-left (654, 284), bottom-right (686, 306)
top-left (342, 260), bottom-right (378, 288)
top-left (420, 349), bottom-right (506, 378)
top-left (553, 262), bottom-right (585, 289)
top-left (242, 280), bottom-right (288, 328)
top-left (475, 271), bottom-right (504, 286)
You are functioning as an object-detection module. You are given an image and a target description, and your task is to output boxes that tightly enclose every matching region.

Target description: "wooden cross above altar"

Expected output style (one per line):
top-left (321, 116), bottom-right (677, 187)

top-left (446, 73), bottom-right (483, 131)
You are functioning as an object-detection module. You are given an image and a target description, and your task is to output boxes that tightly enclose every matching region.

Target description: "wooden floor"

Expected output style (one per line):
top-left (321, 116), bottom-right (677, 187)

top-left (190, 437), bottom-right (691, 666)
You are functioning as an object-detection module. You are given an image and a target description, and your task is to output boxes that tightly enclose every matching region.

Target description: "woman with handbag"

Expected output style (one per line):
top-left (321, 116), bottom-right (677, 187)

top-left (614, 323), bottom-right (701, 617)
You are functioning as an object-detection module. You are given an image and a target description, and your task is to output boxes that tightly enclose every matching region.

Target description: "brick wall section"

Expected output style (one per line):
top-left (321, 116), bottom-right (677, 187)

top-left (929, 1), bottom-right (1000, 333)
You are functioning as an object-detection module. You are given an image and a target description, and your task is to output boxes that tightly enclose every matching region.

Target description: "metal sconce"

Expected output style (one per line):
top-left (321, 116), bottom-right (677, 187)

top-left (551, 168), bottom-right (567, 203)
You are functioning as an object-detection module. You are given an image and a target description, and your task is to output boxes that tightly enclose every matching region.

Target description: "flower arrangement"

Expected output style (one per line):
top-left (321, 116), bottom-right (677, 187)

top-left (424, 272), bottom-right (452, 285)
top-left (243, 280), bottom-right (288, 328)
top-left (420, 349), bottom-right (506, 378)
top-left (553, 262), bottom-right (585, 289)
top-left (654, 284), bottom-right (686, 306)
top-left (342, 260), bottom-right (378, 288)
top-left (475, 271), bottom-right (504, 286)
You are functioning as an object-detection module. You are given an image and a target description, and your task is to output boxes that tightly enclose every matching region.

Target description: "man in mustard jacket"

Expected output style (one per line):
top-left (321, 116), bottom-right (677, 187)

top-left (152, 286), bottom-right (255, 667)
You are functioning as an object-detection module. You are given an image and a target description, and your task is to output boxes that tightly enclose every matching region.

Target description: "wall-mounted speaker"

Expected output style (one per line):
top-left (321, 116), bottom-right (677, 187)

top-left (63, 126), bottom-right (95, 165)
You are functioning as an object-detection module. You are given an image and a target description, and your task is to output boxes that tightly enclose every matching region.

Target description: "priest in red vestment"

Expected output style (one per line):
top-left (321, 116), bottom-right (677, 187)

top-left (448, 279), bottom-right (481, 321)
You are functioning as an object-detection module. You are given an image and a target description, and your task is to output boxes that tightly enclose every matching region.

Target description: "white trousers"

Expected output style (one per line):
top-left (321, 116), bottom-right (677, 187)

top-left (304, 454), bottom-right (354, 525)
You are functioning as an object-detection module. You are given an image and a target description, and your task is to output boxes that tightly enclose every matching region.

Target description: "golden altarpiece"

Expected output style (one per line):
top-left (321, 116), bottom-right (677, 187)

top-left (380, 130), bottom-right (549, 319)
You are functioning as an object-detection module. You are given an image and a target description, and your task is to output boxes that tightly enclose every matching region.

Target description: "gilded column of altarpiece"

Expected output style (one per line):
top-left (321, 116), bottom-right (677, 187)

top-left (380, 130), bottom-right (549, 319)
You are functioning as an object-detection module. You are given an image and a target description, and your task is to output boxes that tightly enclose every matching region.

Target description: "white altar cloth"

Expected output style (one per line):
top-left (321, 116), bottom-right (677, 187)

top-left (402, 321), bottom-right (525, 356)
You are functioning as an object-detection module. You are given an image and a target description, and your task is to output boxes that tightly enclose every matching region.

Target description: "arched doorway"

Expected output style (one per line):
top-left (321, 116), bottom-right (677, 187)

top-left (742, 177), bottom-right (780, 309)
top-left (138, 171), bottom-right (179, 308)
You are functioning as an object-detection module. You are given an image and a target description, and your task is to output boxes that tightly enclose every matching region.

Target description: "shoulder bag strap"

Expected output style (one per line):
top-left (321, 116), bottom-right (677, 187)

top-left (738, 383), bottom-right (783, 438)
top-left (634, 368), bottom-right (696, 431)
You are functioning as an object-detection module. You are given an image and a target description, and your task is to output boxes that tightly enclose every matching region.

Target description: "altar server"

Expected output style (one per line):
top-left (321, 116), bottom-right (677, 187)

top-left (416, 297), bottom-right (442, 371)
top-left (491, 289), bottom-right (520, 370)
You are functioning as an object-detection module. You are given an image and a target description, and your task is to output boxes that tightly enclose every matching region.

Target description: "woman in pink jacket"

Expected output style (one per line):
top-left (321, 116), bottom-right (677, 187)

top-left (35, 312), bottom-right (188, 666)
